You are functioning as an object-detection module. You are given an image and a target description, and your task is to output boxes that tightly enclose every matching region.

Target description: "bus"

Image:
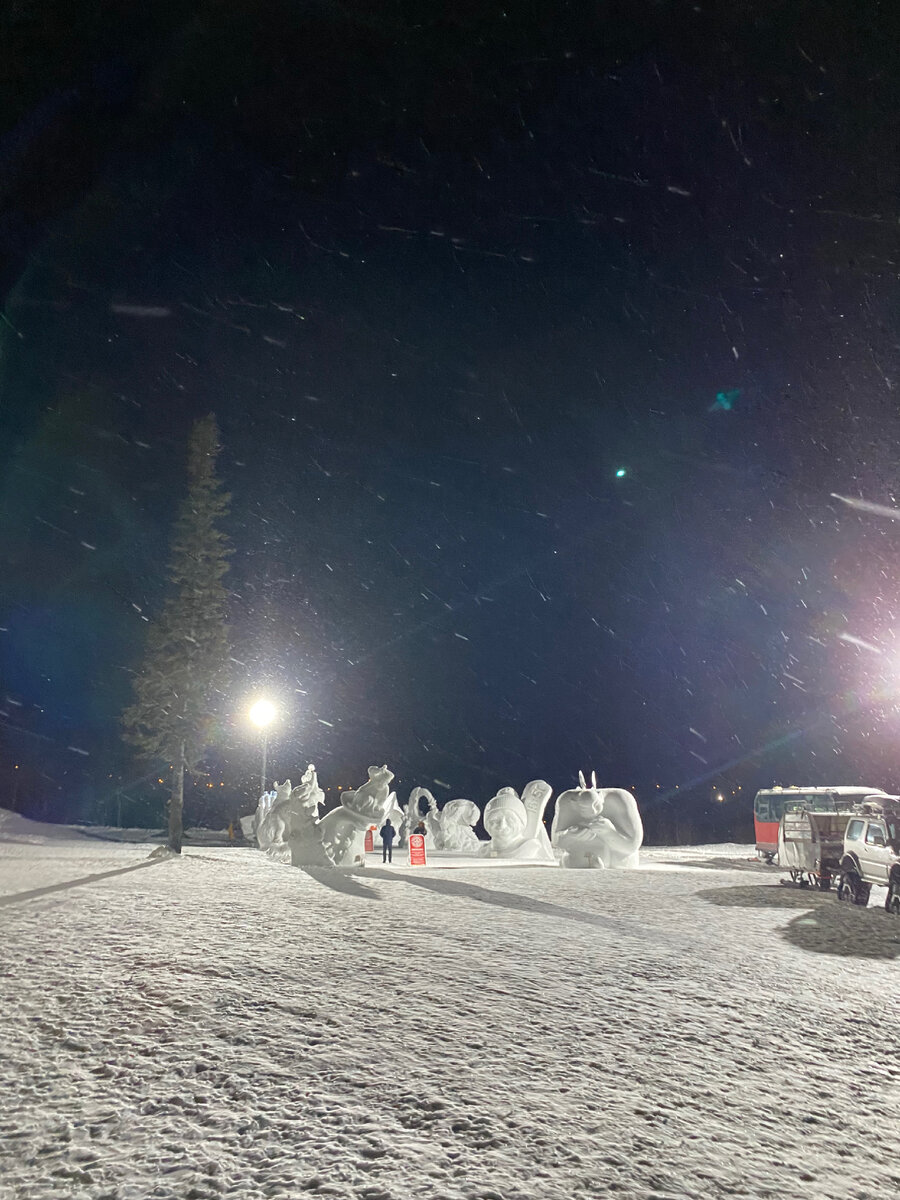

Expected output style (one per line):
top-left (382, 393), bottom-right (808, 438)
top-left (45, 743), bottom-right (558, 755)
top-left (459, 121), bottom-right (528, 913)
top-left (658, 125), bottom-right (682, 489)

top-left (753, 786), bottom-right (889, 863)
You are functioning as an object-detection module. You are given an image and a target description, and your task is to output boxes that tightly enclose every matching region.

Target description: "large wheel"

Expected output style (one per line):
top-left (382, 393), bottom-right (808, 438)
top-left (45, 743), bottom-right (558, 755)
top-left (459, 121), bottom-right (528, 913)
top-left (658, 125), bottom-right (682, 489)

top-left (837, 872), bottom-right (867, 905)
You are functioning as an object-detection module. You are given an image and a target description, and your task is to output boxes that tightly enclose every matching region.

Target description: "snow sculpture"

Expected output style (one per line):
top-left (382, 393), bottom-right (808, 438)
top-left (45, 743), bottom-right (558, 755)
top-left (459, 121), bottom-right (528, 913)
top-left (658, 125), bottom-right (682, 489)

top-left (550, 772), bottom-right (643, 868)
top-left (400, 786), bottom-right (429, 847)
top-left (256, 780), bottom-right (294, 859)
top-left (423, 791), bottom-right (443, 847)
top-left (260, 763), bottom-right (638, 871)
top-left (317, 764), bottom-right (397, 866)
top-left (400, 790), bottom-right (487, 853)
top-left (251, 789), bottom-right (276, 841)
top-left (287, 764), bottom-right (334, 867)
top-left (481, 780), bottom-right (555, 861)
top-left (434, 797), bottom-right (481, 853)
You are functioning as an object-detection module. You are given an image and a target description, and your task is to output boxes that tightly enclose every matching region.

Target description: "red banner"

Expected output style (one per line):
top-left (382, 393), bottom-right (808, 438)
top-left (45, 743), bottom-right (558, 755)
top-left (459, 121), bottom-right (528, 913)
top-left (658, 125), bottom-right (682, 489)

top-left (408, 833), bottom-right (426, 866)
top-left (364, 827), bottom-right (375, 853)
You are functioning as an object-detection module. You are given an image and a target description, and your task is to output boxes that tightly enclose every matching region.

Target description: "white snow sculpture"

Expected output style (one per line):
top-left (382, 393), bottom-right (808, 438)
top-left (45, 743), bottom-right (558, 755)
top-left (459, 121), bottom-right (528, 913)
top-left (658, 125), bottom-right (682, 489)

top-left (251, 788), bottom-right (276, 841)
top-left (400, 786), bottom-right (429, 847)
top-left (423, 791), bottom-right (443, 847)
top-left (550, 772), bottom-right (643, 868)
top-left (435, 797), bottom-right (481, 853)
top-left (287, 764), bottom-right (334, 867)
top-left (317, 764), bottom-right (397, 866)
top-left (399, 787), bottom-right (480, 851)
top-left (481, 780), bottom-right (555, 861)
top-left (256, 780), bottom-right (294, 859)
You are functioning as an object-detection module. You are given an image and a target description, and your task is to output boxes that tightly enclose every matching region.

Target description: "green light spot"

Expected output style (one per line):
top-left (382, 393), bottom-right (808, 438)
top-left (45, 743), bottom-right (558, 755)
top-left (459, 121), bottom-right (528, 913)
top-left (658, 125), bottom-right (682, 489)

top-left (615, 468), bottom-right (627, 478)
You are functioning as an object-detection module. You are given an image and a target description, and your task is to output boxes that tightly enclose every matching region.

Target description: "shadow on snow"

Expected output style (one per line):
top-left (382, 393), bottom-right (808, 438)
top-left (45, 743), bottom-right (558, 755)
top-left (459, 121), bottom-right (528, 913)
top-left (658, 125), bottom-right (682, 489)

top-left (698, 882), bottom-right (900, 960)
top-left (350, 867), bottom-right (652, 939)
top-left (0, 859), bottom-right (165, 907)
top-left (298, 865), bottom-right (383, 900)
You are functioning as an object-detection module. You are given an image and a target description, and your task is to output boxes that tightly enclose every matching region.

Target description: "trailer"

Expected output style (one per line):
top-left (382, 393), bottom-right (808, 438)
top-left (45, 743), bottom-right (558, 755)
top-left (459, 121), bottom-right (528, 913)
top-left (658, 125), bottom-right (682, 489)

top-left (777, 808), bottom-right (857, 890)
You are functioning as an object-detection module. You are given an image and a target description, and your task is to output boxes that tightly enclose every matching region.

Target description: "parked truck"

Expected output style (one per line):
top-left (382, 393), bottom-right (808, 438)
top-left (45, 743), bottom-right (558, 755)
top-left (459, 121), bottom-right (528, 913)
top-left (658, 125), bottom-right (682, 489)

top-left (835, 797), bottom-right (900, 913)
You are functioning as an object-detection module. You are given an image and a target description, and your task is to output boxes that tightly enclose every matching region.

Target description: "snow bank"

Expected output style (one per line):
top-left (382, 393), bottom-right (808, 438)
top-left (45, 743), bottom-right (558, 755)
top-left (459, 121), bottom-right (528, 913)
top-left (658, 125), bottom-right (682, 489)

top-left (0, 807), bottom-right (84, 843)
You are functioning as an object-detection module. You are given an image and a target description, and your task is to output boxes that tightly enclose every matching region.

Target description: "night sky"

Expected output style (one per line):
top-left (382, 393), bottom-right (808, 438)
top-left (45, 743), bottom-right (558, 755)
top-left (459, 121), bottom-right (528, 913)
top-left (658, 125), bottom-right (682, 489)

top-left (2, 2), bottom-right (900, 836)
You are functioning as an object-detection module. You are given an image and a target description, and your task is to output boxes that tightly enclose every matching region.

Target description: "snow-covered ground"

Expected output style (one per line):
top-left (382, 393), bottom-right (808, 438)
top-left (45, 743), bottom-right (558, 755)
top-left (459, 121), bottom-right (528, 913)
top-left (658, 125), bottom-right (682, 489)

top-left (2, 810), bottom-right (899, 1200)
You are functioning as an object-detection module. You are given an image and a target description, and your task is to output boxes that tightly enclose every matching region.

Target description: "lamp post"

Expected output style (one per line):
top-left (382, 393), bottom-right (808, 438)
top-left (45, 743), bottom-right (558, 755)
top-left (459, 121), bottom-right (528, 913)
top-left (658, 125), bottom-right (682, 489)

top-left (249, 699), bottom-right (277, 797)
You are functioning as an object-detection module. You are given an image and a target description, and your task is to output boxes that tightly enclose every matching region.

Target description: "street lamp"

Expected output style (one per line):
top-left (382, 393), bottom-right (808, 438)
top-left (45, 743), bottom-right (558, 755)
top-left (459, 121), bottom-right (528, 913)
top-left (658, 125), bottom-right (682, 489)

top-left (249, 699), bottom-right (277, 797)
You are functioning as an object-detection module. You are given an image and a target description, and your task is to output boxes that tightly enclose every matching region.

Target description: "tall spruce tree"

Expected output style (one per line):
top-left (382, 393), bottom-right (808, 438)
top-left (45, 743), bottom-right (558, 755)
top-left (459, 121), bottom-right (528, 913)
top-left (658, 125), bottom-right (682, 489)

top-left (123, 414), bottom-right (231, 852)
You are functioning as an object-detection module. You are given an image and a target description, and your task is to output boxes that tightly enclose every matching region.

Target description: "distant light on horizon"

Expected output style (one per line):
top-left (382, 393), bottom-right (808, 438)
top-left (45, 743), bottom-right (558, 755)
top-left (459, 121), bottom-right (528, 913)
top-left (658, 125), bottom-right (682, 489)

top-left (615, 467), bottom-right (627, 478)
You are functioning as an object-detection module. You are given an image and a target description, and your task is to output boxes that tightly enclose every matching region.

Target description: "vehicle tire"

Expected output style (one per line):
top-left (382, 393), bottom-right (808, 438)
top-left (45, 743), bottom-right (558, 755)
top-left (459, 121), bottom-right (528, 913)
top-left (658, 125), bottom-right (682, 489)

top-left (837, 872), bottom-right (867, 905)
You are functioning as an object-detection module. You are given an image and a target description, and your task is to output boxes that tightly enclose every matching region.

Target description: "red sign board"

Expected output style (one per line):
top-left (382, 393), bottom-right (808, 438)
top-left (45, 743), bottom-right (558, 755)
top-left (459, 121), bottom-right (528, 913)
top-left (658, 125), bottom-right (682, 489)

top-left (364, 827), bottom-right (375, 853)
top-left (408, 833), bottom-right (427, 866)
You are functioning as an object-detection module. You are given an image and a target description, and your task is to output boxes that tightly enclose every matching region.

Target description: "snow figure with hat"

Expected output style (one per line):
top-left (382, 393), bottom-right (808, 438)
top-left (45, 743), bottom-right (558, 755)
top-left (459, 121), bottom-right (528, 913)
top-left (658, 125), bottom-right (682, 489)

top-left (481, 780), bottom-right (555, 861)
top-left (550, 771), bottom-right (643, 868)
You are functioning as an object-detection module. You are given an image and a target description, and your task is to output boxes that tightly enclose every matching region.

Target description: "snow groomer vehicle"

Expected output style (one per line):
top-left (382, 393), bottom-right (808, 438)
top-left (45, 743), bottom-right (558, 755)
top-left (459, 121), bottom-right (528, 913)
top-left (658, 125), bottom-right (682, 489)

top-left (754, 785), bottom-right (890, 865)
top-left (835, 795), bottom-right (900, 913)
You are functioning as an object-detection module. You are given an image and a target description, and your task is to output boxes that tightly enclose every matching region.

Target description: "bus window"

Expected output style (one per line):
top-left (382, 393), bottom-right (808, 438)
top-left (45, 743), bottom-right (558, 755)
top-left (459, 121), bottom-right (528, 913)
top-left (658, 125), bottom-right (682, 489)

top-left (804, 793), bottom-right (834, 812)
top-left (754, 796), bottom-right (770, 820)
top-left (784, 793), bottom-right (812, 813)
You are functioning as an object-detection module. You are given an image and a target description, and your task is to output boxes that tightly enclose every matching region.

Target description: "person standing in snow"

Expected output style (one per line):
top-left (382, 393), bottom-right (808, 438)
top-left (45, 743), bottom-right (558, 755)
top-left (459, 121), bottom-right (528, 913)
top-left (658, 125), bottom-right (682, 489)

top-left (380, 818), bottom-right (396, 863)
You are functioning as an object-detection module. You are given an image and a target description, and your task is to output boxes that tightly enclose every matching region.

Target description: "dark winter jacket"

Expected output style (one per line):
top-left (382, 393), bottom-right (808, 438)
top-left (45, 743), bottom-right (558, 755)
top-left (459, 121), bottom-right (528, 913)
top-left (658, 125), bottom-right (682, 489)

top-left (380, 822), bottom-right (396, 845)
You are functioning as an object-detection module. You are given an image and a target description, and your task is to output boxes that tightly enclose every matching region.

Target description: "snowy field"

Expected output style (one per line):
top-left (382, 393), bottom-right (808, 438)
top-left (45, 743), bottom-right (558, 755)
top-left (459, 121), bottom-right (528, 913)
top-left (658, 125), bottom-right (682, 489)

top-left (2, 810), bottom-right (899, 1200)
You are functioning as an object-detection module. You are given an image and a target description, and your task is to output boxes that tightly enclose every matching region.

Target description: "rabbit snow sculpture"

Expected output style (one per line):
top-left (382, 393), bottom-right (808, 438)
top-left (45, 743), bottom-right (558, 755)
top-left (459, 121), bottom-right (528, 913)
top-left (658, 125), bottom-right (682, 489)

top-left (550, 771), bottom-right (643, 869)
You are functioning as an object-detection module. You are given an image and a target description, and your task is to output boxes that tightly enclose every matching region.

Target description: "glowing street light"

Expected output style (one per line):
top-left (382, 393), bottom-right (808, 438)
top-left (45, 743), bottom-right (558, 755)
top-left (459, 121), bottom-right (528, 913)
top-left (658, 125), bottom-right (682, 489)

top-left (249, 699), bottom-right (276, 728)
top-left (249, 699), bottom-right (277, 797)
